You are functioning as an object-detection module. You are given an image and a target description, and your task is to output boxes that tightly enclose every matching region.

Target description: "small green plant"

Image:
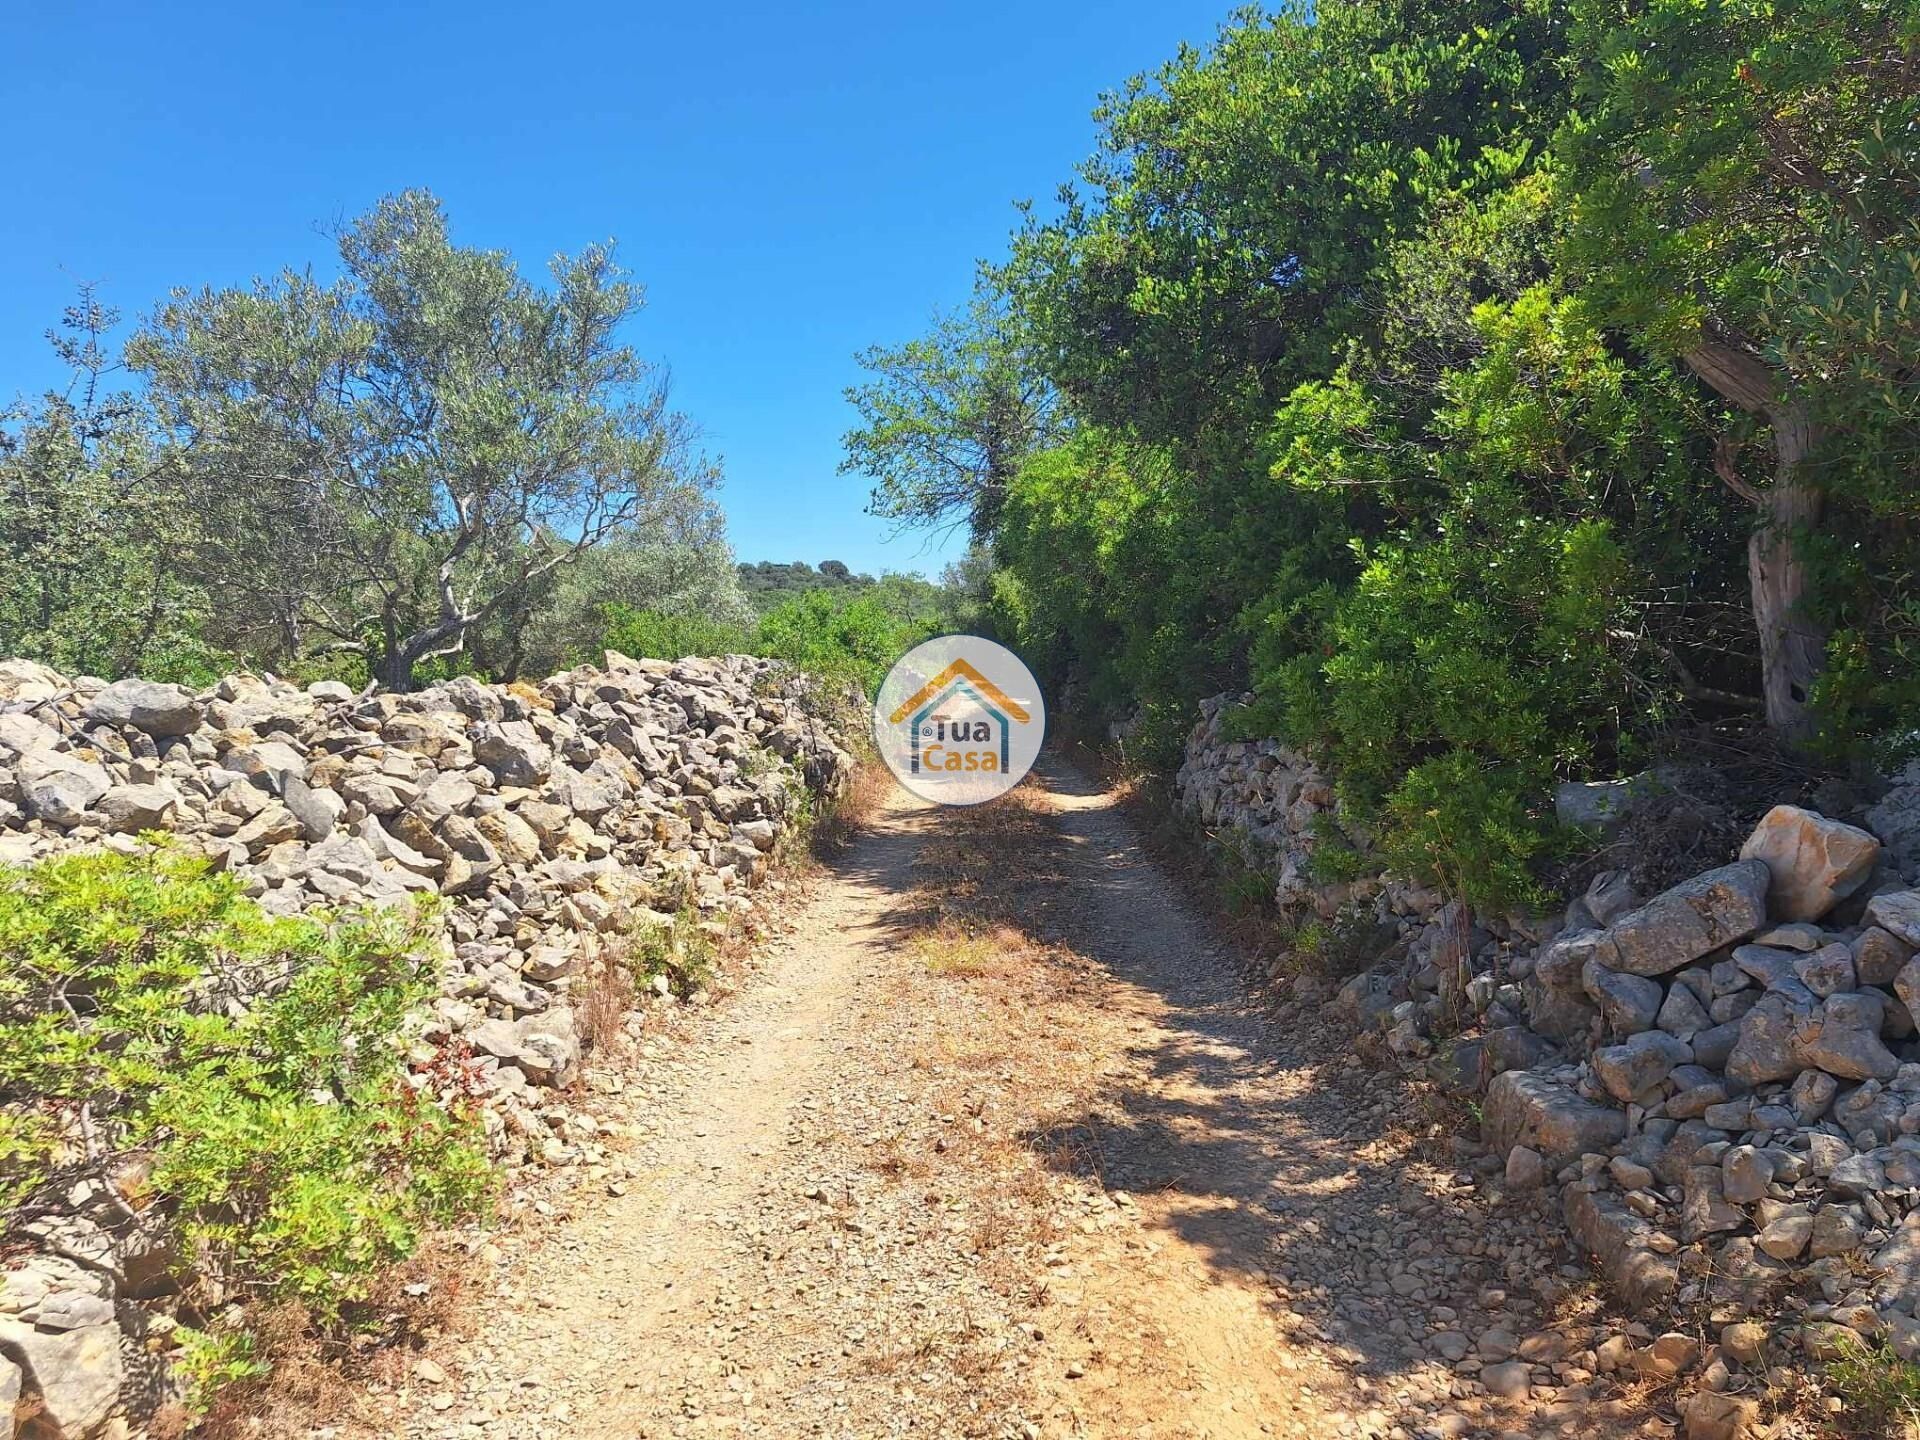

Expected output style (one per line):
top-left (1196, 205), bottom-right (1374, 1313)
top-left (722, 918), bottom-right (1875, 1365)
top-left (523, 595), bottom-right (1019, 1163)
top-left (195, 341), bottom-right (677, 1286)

top-left (625, 905), bottom-right (720, 997)
top-left (1211, 828), bottom-right (1274, 917)
top-left (1286, 907), bottom-right (1397, 979)
top-left (1301, 815), bottom-right (1371, 886)
top-left (1827, 1335), bottom-right (1920, 1435)
top-left (772, 783), bottom-right (819, 862)
top-left (908, 920), bottom-right (1015, 978)
top-left (737, 746), bottom-right (782, 781)
top-left (0, 845), bottom-right (490, 1332)
top-left (172, 1325), bottom-right (270, 1414)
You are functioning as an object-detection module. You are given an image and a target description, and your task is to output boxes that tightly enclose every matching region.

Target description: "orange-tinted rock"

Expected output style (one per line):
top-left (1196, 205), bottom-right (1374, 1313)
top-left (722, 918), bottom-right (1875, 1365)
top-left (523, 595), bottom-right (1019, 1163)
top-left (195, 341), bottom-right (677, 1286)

top-left (1739, 805), bottom-right (1880, 921)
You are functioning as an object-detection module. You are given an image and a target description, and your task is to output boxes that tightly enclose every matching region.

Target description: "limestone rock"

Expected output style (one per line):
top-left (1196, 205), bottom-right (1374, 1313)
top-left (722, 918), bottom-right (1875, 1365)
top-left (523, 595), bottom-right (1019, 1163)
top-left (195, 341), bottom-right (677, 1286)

top-left (1739, 804), bottom-right (1881, 921)
top-left (1592, 1031), bottom-right (1691, 1102)
top-left (1657, 981), bottom-right (1712, 1036)
top-left (1526, 929), bottom-right (1605, 1038)
top-left (1683, 1390), bottom-right (1757, 1440)
top-left (1817, 991), bottom-right (1896, 1073)
top-left (1867, 760), bottom-right (1920, 874)
top-left (1682, 1166), bottom-right (1744, 1242)
top-left (1811, 1204), bottom-right (1868, 1257)
top-left (224, 739), bottom-right (307, 791)
top-left (1484, 1069), bottom-right (1627, 1168)
top-left (476, 809), bottom-right (543, 867)
top-left (1479, 1360), bottom-right (1530, 1400)
top-left (96, 784), bottom-right (177, 833)
top-left (1562, 1185), bottom-right (1678, 1308)
top-left (1755, 1205), bottom-right (1814, 1260)
top-left (282, 774), bottom-right (344, 841)
top-left (472, 720), bottom-right (552, 787)
top-left (1603, 860), bottom-right (1771, 977)
top-left (85, 677), bottom-right (201, 736)
top-left (1868, 890), bottom-right (1920, 947)
top-left (1556, 775), bottom-right (1655, 829)
top-left (18, 754), bottom-right (110, 828)
top-left (1724, 992), bottom-right (1812, 1087)
top-left (0, 713), bottom-right (61, 760)
top-left (0, 1319), bottom-right (123, 1438)
top-left (1586, 869), bottom-right (1640, 926)
top-left (1793, 942), bottom-right (1856, 998)
top-left (1855, 925), bottom-right (1915, 987)
top-left (1582, 958), bottom-right (1662, 1036)
top-left (1721, 1145), bottom-right (1774, 1204)
top-left (1790, 1068), bottom-right (1838, 1124)
top-left (1505, 1145), bottom-right (1547, 1190)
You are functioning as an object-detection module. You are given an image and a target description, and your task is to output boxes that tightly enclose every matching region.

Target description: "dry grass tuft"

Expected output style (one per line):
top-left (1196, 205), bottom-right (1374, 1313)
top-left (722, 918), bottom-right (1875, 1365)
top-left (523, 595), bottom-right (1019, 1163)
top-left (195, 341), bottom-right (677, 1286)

top-left (808, 757), bottom-right (894, 856)
top-left (192, 1235), bottom-right (478, 1439)
top-left (907, 919), bottom-right (1033, 978)
top-left (192, 1304), bottom-right (355, 1440)
top-left (577, 954), bottom-right (637, 1057)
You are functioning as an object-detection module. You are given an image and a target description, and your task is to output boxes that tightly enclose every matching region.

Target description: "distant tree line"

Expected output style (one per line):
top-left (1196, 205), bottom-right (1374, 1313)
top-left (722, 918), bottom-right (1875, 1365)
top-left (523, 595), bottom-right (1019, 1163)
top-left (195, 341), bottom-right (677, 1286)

top-left (737, 559), bottom-right (870, 611)
top-left (841, 0), bottom-right (1920, 910)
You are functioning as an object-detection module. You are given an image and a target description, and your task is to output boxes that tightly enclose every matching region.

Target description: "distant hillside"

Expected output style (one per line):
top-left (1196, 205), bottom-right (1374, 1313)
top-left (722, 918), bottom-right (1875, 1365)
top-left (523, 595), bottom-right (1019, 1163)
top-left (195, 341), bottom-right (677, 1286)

top-left (736, 560), bottom-right (876, 613)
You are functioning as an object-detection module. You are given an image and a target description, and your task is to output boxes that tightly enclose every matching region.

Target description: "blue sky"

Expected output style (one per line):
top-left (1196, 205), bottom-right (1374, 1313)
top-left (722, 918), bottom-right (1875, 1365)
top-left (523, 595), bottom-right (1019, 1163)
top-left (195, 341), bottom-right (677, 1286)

top-left (1, 1), bottom-right (1232, 579)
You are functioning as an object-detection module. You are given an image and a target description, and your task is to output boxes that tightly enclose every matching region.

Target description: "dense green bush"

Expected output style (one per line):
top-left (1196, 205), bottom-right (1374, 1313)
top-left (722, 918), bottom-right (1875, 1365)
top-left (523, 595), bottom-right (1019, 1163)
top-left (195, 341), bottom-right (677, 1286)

top-left (754, 587), bottom-right (939, 693)
top-left (603, 605), bottom-right (754, 663)
top-left (0, 847), bottom-right (489, 1324)
top-left (860, 0), bottom-right (1915, 911)
top-left (599, 575), bottom-right (959, 695)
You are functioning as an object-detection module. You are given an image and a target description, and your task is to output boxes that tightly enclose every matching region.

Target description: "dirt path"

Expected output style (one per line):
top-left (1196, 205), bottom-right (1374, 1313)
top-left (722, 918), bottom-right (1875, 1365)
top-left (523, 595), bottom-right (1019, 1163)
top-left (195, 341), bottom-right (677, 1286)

top-left (357, 760), bottom-right (1642, 1440)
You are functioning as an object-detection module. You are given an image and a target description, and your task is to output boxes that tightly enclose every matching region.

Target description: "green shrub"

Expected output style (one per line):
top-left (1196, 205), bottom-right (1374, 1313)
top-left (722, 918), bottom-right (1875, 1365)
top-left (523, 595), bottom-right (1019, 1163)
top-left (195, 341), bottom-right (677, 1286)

top-left (0, 846), bottom-right (489, 1324)
top-left (1211, 830), bottom-right (1274, 918)
top-left (624, 906), bottom-right (720, 998)
top-left (602, 604), bottom-right (753, 663)
top-left (1378, 753), bottom-right (1553, 915)
top-left (753, 588), bottom-right (936, 693)
top-left (1826, 1335), bottom-right (1920, 1435)
top-left (172, 1326), bottom-right (269, 1415)
top-left (1301, 816), bottom-right (1371, 887)
top-left (1284, 908), bottom-right (1397, 980)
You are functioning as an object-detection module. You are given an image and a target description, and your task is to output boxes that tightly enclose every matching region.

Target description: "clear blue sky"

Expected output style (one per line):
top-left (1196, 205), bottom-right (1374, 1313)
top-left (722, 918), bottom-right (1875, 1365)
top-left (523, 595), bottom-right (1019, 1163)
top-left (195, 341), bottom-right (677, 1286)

top-left (1, 2), bottom-right (1232, 579)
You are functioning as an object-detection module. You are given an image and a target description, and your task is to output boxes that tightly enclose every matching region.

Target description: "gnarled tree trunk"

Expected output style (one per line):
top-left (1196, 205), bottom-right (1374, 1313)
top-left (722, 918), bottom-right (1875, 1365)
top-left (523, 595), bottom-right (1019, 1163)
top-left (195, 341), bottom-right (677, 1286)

top-left (1686, 338), bottom-right (1824, 742)
top-left (1748, 406), bottom-right (1823, 739)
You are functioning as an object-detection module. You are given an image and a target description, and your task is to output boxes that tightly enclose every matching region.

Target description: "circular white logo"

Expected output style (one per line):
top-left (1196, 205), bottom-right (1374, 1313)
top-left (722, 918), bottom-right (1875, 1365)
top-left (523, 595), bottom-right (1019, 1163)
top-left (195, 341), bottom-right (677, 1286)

top-left (872, 635), bottom-right (1046, 805)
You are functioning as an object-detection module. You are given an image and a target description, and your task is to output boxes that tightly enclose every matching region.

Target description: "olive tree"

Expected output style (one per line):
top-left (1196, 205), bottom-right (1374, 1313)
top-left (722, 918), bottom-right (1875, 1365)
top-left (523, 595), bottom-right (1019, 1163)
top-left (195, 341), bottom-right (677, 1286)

top-left (130, 190), bottom-right (716, 690)
top-left (470, 509), bottom-right (751, 680)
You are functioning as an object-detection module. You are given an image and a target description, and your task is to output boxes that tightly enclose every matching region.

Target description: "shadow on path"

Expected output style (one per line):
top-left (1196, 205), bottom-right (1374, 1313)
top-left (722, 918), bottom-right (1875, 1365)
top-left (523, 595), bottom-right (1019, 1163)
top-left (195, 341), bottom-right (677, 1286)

top-left (995, 757), bottom-right (1580, 1393)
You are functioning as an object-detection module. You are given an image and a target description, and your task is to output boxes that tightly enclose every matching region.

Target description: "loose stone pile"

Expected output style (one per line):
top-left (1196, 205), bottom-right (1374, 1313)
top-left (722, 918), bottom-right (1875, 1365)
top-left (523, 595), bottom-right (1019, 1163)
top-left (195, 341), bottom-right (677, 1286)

top-left (1490, 807), bottom-right (1920, 1370)
top-left (0, 652), bottom-right (855, 1440)
top-left (1178, 692), bottom-right (1920, 1429)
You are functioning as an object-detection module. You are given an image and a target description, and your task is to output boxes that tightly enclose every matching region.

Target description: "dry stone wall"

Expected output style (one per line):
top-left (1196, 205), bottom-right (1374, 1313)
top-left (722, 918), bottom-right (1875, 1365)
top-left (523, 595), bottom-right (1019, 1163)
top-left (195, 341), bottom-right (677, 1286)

top-left (1176, 693), bottom-right (1442, 922)
top-left (0, 652), bottom-right (856, 1439)
top-left (1178, 690), bottom-right (1920, 1397)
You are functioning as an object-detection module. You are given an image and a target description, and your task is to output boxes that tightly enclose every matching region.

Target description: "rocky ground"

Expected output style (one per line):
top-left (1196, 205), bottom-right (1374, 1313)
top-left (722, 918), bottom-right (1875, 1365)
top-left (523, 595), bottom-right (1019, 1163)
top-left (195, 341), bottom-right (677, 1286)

top-left (300, 760), bottom-right (1718, 1440)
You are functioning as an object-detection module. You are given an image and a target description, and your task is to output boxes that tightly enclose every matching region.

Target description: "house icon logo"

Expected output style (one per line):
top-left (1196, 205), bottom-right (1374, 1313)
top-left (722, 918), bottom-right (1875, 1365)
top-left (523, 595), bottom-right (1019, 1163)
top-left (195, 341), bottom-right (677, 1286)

top-left (873, 637), bottom-right (1045, 804)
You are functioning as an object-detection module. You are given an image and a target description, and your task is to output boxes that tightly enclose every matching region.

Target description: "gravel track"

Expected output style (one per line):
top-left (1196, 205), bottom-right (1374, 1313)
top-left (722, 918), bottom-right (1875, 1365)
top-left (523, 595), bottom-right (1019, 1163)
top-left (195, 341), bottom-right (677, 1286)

top-left (352, 761), bottom-right (1644, 1440)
